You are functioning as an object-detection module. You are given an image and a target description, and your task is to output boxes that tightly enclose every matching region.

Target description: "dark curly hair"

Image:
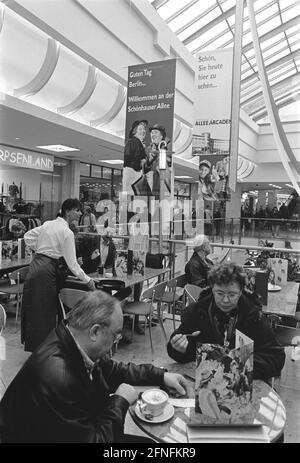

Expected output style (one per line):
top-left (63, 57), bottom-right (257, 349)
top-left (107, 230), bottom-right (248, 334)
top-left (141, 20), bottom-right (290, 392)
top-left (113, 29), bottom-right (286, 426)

top-left (57, 198), bottom-right (81, 218)
top-left (208, 262), bottom-right (247, 289)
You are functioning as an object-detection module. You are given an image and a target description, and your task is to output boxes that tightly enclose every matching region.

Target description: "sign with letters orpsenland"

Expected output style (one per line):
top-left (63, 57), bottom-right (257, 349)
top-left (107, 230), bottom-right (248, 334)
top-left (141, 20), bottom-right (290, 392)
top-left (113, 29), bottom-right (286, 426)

top-left (0, 146), bottom-right (54, 172)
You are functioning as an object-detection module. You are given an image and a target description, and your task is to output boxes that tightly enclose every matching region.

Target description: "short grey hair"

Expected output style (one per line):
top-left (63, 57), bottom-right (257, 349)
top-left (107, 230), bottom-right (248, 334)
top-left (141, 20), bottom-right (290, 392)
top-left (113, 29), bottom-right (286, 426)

top-left (66, 290), bottom-right (121, 330)
top-left (193, 234), bottom-right (209, 251)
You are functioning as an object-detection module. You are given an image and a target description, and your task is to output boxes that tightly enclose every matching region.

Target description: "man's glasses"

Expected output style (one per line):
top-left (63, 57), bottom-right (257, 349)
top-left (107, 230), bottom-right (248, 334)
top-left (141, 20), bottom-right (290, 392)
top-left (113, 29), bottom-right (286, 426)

top-left (213, 290), bottom-right (241, 302)
top-left (110, 329), bottom-right (122, 345)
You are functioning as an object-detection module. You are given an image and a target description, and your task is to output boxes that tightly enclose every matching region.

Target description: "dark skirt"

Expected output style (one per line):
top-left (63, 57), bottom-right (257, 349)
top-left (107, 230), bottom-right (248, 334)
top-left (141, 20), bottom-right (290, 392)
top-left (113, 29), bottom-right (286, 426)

top-left (21, 254), bottom-right (60, 352)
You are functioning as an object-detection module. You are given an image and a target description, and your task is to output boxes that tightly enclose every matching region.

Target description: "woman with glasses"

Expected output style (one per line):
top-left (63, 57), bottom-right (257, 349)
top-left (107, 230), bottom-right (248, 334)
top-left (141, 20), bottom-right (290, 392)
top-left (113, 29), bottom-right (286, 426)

top-left (167, 262), bottom-right (285, 383)
top-left (21, 198), bottom-right (95, 352)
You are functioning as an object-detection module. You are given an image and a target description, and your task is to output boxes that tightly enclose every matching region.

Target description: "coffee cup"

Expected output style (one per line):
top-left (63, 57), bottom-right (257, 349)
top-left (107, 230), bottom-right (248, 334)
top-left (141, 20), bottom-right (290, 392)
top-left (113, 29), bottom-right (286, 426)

top-left (139, 389), bottom-right (169, 418)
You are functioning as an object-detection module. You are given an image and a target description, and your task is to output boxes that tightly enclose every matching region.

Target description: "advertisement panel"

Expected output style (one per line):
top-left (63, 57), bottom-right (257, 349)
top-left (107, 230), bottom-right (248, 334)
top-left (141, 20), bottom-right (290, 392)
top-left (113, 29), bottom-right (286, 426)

top-left (193, 49), bottom-right (234, 201)
top-left (123, 59), bottom-right (176, 199)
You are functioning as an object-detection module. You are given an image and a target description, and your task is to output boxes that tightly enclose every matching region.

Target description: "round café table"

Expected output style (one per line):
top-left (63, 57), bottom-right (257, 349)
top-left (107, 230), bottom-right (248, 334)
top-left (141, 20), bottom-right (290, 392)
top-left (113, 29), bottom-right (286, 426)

top-left (129, 362), bottom-right (286, 443)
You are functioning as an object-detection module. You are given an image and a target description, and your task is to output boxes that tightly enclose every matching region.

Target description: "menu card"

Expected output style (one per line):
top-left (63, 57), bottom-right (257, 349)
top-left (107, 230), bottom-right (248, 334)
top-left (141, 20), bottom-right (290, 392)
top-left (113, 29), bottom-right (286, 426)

top-left (189, 330), bottom-right (254, 426)
top-left (0, 240), bottom-right (13, 263)
top-left (186, 424), bottom-right (270, 443)
top-left (114, 250), bottom-right (128, 277)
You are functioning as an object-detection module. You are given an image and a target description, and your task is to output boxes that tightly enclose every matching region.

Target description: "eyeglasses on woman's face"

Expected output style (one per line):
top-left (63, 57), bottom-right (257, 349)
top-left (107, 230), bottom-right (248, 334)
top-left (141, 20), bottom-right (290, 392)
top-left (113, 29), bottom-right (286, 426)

top-left (213, 290), bottom-right (241, 302)
top-left (212, 282), bottom-right (242, 304)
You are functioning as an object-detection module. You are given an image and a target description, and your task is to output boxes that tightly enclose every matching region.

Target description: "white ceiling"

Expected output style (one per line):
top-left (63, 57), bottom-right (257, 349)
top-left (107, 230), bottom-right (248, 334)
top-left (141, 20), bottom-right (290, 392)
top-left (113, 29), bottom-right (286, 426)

top-left (0, 103), bottom-right (124, 167)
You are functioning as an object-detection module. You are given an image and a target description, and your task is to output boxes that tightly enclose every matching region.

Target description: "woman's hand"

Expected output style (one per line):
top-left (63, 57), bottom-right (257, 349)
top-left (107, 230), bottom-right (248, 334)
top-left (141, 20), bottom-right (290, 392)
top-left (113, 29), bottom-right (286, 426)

top-left (87, 279), bottom-right (96, 291)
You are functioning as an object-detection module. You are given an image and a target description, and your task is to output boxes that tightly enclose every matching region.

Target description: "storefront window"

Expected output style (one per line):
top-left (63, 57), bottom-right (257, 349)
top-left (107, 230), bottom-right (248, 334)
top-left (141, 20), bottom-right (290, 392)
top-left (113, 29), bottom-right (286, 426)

top-left (0, 158), bottom-right (65, 233)
top-left (80, 163), bottom-right (91, 176)
top-left (102, 167), bottom-right (112, 179)
top-left (90, 165), bottom-right (102, 178)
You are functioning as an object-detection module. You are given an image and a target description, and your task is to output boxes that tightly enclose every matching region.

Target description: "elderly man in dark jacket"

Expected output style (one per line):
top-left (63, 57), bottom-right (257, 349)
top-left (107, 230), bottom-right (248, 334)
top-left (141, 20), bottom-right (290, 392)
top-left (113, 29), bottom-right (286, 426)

top-left (0, 291), bottom-right (187, 443)
top-left (168, 263), bottom-right (285, 382)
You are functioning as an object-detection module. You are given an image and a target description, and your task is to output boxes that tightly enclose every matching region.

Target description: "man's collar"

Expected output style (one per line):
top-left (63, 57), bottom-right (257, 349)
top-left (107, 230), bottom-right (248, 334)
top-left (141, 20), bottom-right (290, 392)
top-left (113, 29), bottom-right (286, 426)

top-left (66, 325), bottom-right (95, 376)
top-left (56, 216), bottom-right (69, 227)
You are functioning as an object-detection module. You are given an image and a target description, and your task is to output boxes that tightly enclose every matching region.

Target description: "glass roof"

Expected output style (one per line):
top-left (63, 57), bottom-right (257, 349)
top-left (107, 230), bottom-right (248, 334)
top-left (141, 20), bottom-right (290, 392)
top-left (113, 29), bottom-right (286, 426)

top-left (148, 0), bottom-right (300, 122)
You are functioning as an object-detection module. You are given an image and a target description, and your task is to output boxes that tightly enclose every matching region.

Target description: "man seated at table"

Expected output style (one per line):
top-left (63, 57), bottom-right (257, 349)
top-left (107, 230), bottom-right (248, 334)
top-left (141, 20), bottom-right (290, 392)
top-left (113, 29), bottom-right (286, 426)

top-left (185, 234), bottom-right (214, 288)
top-left (167, 262), bottom-right (285, 382)
top-left (0, 290), bottom-right (187, 443)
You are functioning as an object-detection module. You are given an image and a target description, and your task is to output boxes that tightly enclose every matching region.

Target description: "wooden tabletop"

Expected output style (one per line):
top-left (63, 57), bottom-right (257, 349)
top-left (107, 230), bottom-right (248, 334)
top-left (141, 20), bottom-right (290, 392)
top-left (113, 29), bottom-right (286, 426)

top-left (263, 281), bottom-right (299, 317)
top-left (0, 257), bottom-right (31, 273)
top-left (89, 267), bottom-right (170, 288)
top-left (129, 362), bottom-right (286, 443)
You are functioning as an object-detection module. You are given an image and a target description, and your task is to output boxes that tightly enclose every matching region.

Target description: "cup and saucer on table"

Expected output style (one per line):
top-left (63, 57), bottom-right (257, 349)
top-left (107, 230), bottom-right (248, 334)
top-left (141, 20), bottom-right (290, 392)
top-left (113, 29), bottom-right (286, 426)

top-left (135, 389), bottom-right (174, 423)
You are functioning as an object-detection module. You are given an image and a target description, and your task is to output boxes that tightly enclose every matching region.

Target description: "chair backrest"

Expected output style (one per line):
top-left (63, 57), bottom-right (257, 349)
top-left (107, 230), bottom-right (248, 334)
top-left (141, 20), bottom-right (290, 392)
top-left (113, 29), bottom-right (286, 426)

top-left (59, 288), bottom-right (87, 317)
top-left (0, 304), bottom-right (6, 334)
top-left (166, 278), bottom-right (177, 290)
top-left (184, 284), bottom-right (203, 304)
top-left (176, 274), bottom-right (188, 288)
top-left (10, 266), bottom-right (29, 283)
top-left (142, 280), bottom-right (168, 301)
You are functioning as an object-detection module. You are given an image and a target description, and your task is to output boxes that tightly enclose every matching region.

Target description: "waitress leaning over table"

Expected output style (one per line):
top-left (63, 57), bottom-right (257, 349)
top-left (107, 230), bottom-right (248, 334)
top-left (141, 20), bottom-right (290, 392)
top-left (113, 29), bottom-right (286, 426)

top-left (21, 198), bottom-right (95, 352)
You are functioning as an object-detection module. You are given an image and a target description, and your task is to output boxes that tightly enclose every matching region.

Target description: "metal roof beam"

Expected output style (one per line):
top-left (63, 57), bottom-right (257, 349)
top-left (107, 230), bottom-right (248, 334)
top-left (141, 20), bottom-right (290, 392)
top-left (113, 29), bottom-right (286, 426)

top-left (166, 0), bottom-right (198, 24)
top-left (152, 0), bottom-right (169, 9)
top-left (241, 72), bottom-right (300, 106)
top-left (241, 48), bottom-right (300, 85)
top-left (242, 15), bottom-right (300, 53)
top-left (183, 4), bottom-right (237, 46)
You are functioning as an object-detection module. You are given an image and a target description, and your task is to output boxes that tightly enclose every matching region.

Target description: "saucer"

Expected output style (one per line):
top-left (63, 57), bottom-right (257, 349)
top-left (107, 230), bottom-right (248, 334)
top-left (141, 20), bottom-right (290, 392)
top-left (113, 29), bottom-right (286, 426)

top-left (135, 403), bottom-right (175, 424)
top-left (268, 284), bottom-right (282, 292)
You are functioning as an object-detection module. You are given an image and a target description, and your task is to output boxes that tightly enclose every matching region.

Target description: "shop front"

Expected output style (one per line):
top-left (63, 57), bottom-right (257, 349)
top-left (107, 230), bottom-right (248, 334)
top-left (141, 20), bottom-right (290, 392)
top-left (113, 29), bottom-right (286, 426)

top-left (79, 162), bottom-right (122, 229)
top-left (0, 145), bottom-right (65, 238)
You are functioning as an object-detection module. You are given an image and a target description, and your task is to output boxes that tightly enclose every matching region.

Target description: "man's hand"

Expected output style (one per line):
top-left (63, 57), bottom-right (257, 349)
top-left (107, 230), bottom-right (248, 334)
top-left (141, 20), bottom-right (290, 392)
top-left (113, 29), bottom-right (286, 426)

top-left (87, 279), bottom-right (96, 291)
top-left (163, 372), bottom-right (187, 396)
top-left (114, 383), bottom-right (138, 405)
top-left (77, 257), bottom-right (83, 266)
top-left (170, 331), bottom-right (200, 354)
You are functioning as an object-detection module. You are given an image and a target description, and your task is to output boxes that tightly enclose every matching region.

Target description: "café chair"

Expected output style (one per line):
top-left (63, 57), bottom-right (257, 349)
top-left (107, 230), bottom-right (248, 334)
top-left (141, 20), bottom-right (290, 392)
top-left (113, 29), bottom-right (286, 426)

top-left (0, 303), bottom-right (6, 334)
top-left (273, 324), bottom-right (300, 347)
top-left (184, 284), bottom-right (203, 306)
top-left (122, 280), bottom-right (168, 354)
top-left (58, 288), bottom-right (87, 318)
top-left (0, 266), bottom-right (29, 323)
top-left (161, 276), bottom-right (183, 330)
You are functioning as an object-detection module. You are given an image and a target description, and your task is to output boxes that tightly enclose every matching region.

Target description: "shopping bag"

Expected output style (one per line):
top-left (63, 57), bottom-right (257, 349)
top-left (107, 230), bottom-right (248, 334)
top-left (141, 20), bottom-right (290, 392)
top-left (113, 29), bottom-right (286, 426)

top-left (131, 175), bottom-right (152, 196)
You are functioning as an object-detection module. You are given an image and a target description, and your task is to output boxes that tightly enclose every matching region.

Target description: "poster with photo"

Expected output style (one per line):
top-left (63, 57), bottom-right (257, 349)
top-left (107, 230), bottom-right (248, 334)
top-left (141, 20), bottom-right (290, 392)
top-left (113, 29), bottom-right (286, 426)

top-left (123, 59), bottom-right (176, 199)
top-left (0, 240), bottom-right (13, 262)
top-left (114, 250), bottom-right (128, 278)
top-left (132, 251), bottom-right (146, 277)
top-left (267, 258), bottom-right (288, 287)
top-left (190, 330), bottom-right (254, 425)
top-left (194, 49), bottom-right (233, 201)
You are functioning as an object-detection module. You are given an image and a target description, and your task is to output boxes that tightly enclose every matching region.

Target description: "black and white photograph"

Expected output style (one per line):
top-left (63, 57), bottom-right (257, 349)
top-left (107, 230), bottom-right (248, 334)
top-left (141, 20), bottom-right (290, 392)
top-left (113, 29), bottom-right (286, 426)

top-left (0, 0), bottom-right (299, 446)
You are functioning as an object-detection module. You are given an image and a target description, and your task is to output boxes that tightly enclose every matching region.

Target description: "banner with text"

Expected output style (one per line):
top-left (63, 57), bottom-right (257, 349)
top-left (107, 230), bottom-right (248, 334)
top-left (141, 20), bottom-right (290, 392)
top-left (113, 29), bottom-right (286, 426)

top-left (194, 49), bottom-right (233, 201)
top-left (123, 59), bottom-right (176, 200)
top-left (0, 145), bottom-right (54, 172)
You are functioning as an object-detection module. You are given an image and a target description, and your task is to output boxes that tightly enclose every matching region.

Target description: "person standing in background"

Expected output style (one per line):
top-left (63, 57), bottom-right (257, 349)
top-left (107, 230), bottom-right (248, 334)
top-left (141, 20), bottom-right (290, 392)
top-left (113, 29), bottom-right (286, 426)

top-left (21, 198), bottom-right (95, 352)
top-left (79, 205), bottom-right (97, 232)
